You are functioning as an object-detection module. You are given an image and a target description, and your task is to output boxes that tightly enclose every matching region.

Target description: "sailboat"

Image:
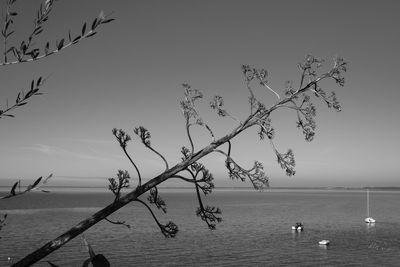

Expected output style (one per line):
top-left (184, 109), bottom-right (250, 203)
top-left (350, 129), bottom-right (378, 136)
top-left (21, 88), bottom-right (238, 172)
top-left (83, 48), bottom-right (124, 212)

top-left (364, 189), bottom-right (376, 223)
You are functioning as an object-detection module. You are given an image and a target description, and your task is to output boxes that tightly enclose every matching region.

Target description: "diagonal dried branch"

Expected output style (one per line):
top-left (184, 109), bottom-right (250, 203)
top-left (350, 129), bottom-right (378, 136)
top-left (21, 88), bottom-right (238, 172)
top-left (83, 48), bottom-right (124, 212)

top-left (12, 55), bottom-right (347, 266)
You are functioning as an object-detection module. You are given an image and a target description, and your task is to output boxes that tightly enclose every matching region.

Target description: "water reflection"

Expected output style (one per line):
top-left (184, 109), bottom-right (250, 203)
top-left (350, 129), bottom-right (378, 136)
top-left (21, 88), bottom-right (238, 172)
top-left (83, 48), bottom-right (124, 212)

top-left (366, 222), bottom-right (376, 234)
top-left (366, 222), bottom-right (376, 229)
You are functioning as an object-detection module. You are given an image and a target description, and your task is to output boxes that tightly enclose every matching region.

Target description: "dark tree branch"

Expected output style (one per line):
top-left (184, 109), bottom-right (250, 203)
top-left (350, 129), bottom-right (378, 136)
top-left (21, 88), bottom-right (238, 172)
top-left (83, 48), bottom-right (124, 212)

top-left (12, 56), bottom-right (347, 266)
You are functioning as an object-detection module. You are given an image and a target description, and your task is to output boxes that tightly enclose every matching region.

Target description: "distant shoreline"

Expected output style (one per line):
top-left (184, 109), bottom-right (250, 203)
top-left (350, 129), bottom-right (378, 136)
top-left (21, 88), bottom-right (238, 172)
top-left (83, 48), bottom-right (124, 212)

top-left (1, 186), bottom-right (400, 193)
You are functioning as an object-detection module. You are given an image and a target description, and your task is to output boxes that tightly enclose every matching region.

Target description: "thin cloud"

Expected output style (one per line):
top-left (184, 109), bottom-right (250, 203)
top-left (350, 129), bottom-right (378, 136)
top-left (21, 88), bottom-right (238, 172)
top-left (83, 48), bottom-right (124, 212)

top-left (23, 144), bottom-right (123, 162)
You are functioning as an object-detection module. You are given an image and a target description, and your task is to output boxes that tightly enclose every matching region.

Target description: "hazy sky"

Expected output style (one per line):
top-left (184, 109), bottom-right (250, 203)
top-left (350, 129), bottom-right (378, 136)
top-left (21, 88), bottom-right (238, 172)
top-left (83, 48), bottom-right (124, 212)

top-left (0, 0), bottom-right (399, 188)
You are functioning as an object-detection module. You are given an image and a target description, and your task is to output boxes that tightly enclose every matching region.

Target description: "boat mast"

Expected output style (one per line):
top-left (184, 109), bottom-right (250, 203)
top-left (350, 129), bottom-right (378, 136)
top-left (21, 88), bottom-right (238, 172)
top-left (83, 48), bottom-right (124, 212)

top-left (366, 189), bottom-right (370, 218)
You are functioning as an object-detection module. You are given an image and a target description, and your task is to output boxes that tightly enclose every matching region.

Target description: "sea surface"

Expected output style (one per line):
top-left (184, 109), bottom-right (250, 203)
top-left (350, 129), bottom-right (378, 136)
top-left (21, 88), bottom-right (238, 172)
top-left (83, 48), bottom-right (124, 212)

top-left (0, 189), bottom-right (399, 266)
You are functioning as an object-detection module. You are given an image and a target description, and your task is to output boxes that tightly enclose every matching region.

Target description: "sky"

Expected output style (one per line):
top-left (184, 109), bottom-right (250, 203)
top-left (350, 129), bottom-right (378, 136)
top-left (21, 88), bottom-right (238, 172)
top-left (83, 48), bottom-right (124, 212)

top-left (0, 0), bottom-right (399, 188)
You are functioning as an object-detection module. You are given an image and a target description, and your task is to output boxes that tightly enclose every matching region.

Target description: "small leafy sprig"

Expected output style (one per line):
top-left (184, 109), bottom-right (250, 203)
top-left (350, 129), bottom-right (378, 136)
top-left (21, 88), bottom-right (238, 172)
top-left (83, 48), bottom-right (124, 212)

top-left (108, 170), bottom-right (130, 201)
top-left (0, 77), bottom-right (45, 119)
top-left (275, 149), bottom-right (296, 176)
top-left (158, 221), bottom-right (179, 238)
top-left (195, 205), bottom-right (221, 230)
top-left (147, 187), bottom-right (167, 213)
top-left (242, 64), bottom-right (280, 100)
top-left (177, 147), bottom-right (219, 228)
top-left (210, 95), bottom-right (240, 122)
top-left (135, 199), bottom-right (178, 238)
top-left (181, 83), bottom-right (215, 152)
top-left (194, 171), bottom-right (220, 230)
top-left (188, 161), bottom-right (215, 195)
top-left (209, 95), bottom-right (226, 117)
top-left (225, 157), bottom-right (269, 190)
top-left (293, 94), bottom-right (317, 142)
top-left (0, 174), bottom-right (53, 200)
top-left (256, 116), bottom-right (275, 140)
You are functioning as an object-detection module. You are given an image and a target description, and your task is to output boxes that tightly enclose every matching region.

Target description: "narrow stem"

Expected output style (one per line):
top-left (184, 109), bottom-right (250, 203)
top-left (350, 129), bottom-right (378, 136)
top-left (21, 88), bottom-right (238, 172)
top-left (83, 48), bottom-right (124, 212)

top-left (104, 217), bottom-right (130, 229)
top-left (186, 120), bottom-right (195, 153)
top-left (3, 14), bottom-right (7, 63)
top-left (122, 147), bottom-right (142, 187)
top-left (134, 198), bottom-right (162, 228)
top-left (259, 80), bottom-right (280, 100)
top-left (246, 81), bottom-right (255, 114)
top-left (145, 144), bottom-right (169, 170)
top-left (171, 175), bottom-right (194, 183)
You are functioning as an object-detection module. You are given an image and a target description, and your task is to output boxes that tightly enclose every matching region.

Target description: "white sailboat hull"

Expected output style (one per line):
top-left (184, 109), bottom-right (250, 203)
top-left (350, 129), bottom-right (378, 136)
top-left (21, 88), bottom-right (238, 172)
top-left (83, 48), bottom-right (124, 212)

top-left (318, 240), bottom-right (330, 245)
top-left (365, 189), bottom-right (376, 223)
top-left (364, 217), bottom-right (376, 223)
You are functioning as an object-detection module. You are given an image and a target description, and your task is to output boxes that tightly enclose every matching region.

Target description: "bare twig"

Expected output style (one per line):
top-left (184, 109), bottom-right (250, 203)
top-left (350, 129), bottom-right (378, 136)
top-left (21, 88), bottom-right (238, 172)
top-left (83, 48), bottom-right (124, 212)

top-left (104, 217), bottom-right (130, 229)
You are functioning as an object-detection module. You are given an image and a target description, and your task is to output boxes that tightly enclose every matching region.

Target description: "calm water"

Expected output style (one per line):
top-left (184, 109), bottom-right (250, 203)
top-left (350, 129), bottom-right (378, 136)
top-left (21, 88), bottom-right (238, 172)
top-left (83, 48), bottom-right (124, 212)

top-left (0, 189), bottom-right (399, 266)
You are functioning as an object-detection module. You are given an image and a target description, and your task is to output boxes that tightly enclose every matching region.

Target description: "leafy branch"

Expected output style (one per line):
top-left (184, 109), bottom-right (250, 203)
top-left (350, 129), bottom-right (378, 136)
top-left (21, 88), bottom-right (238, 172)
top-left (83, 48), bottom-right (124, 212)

top-left (0, 174), bottom-right (53, 200)
top-left (1, 2), bottom-right (114, 119)
top-left (0, 77), bottom-right (45, 119)
top-left (1, 3), bottom-right (114, 66)
top-left (2, 0), bottom-right (17, 63)
top-left (147, 186), bottom-right (167, 213)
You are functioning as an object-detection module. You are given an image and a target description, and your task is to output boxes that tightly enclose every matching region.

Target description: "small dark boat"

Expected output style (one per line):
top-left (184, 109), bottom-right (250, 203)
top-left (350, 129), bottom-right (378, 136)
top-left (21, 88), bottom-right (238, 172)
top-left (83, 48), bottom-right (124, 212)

top-left (291, 222), bottom-right (304, 231)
